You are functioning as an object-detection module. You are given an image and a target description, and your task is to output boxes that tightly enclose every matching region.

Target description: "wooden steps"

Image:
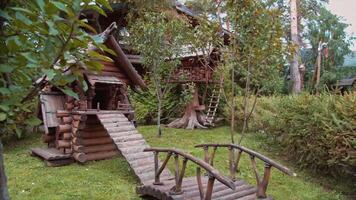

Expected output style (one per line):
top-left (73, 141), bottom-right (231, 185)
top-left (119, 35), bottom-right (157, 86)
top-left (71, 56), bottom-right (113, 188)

top-left (96, 113), bottom-right (172, 184)
top-left (137, 177), bottom-right (259, 200)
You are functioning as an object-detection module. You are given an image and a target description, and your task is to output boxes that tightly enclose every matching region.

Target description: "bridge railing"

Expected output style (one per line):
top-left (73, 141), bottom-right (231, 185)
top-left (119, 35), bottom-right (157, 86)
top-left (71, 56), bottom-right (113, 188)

top-left (144, 147), bottom-right (235, 200)
top-left (195, 143), bottom-right (297, 199)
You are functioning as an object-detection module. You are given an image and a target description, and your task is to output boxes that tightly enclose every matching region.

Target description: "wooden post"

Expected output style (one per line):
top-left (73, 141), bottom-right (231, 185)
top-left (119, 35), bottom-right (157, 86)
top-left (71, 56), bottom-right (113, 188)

top-left (209, 147), bottom-right (217, 166)
top-left (229, 146), bottom-right (236, 180)
top-left (153, 151), bottom-right (160, 185)
top-left (170, 153), bottom-right (184, 195)
top-left (174, 153), bottom-right (180, 187)
top-left (205, 175), bottom-right (215, 200)
top-left (257, 163), bottom-right (272, 199)
top-left (154, 153), bottom-right (171, 185)
top-left (196, 167), bottom-right (204, 200)
top-left (203, 146), bottom-right (210, 163)
top-left (250, 156), bottom-right (261, 192)
top-left (175, 158), bottom-right (188, 193)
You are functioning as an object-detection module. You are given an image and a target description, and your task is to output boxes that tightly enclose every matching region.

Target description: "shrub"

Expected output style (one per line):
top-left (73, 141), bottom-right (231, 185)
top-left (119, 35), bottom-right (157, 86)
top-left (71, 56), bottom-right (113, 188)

top-left (228, 93), bottom-right (356, 177)
top-left (130, 83), bottom-right (191, 124)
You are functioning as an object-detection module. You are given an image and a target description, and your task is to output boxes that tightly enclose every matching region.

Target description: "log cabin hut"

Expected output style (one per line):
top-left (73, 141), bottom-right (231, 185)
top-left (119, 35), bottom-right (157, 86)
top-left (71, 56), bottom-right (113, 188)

top-left (32, 20), bottom-right (148, 166)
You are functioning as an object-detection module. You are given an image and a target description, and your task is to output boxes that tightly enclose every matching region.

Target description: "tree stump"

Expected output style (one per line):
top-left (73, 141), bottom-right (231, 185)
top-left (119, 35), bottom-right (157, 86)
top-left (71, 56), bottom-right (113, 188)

top-left (167, 88), bottom-right (207, 129)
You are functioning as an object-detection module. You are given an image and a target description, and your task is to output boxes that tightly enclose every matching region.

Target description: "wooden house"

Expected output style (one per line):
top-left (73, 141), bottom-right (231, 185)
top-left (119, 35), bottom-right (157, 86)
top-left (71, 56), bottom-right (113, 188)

top-left (32, 24), bottom-right (148, 166)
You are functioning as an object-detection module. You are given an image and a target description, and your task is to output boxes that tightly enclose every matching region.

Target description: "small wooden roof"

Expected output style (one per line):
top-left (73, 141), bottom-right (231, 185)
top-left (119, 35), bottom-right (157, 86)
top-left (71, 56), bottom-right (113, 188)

top-left (338, 77), bottom-right (356, 86)
top-left (85, 74), bottom-right (123, 86)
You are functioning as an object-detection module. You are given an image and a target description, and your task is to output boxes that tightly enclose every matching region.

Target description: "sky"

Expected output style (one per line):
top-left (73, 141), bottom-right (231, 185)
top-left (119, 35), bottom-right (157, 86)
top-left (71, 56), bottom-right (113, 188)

top-left (327, 0), bottom-right (356, 50)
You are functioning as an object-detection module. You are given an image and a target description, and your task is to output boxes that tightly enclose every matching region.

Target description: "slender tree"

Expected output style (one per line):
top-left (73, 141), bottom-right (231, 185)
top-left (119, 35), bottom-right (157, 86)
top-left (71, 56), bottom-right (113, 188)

top-left (290, 0), bottom-right (302, 93)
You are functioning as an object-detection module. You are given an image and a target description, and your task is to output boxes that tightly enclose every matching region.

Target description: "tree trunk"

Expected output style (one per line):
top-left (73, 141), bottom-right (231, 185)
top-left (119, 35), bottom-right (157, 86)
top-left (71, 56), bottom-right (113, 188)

top-left (153, 72), bottom-right (163, 137)
top-left (312, 41), bottom-right (323, 90)
top-left (230, 69), bottom-right (235, 144)
top-left (167, 86), bottom-right (207, 130)
top-left (0, 140), bottom-right (9, 200)
top-left (290, 0), bottom-right (302, 94)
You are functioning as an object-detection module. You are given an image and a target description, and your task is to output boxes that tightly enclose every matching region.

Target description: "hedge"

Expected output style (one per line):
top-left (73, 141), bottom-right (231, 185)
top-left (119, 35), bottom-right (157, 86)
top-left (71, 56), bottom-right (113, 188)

top-left (229, 93), bottom-right (356, 177)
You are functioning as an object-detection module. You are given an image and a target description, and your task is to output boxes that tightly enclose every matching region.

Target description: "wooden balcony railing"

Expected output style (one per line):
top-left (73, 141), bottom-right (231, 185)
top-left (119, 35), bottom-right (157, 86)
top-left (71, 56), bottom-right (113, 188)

top-left (144, 147), bottom-right (235, 200)
top-left (195, 143), bottom-right (297, 199)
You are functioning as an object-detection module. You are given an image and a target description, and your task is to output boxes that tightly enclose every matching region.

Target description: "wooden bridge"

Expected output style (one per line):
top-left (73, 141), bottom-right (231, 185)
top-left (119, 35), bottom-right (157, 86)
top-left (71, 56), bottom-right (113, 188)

top-left (136, 145), bottom-right (295, 200)
top-left (94, 114), bottom-right (296, 199)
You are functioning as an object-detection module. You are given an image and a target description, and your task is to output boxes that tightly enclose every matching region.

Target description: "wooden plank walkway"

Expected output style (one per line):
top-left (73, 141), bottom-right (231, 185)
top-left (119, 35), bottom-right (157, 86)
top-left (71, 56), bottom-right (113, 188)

top-left (137, 177), bottom-right (257, 200)
top-left (96, 113), bottom-right (172, 185)
top-left (96, 114), bottom-right (278, 200)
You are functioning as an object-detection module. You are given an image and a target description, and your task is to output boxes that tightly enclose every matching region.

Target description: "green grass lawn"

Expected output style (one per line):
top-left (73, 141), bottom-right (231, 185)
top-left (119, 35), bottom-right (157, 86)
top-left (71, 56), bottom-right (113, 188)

top-left (4, 126), bottom-right (350, 200)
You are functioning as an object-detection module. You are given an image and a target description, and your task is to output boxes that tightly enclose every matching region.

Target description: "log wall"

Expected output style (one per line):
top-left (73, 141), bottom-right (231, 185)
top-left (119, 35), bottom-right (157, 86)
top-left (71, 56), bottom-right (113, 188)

top-left (72, 115), bottom-right (119, 163)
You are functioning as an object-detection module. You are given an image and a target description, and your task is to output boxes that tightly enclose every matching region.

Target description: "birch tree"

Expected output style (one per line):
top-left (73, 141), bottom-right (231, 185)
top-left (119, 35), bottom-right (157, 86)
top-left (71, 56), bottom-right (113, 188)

top-left (290, 0), bottom-right (302, 93)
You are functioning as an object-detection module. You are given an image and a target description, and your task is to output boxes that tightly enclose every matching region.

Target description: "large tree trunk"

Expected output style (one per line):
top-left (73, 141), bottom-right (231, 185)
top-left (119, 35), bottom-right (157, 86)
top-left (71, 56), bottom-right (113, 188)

top-left (167, 87), bottom-right (207, 130)
top-left (0, 140), bottom-right (9, 200)
top-left (290, 0), bottom-right (302, 94)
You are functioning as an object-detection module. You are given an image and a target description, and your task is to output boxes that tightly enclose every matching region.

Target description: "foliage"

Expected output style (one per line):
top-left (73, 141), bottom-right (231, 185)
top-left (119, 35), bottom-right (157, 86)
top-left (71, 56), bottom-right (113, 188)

top-left (318, 66), bottom-right (356, 88)
top-left (126, 10), bottom-right (191, 135)
top-left (0, 0), bottom-right (112, 138)
top-left (222, 0), bottom-right (286, 94)
top-left (249, 93), bottom-right (356, 177)
top-left (130, 82), bottom-right (191, 124)
top-left (5, 127), bottom-right (351, 199)
top-left (304, 7), bottom-right (354, 83)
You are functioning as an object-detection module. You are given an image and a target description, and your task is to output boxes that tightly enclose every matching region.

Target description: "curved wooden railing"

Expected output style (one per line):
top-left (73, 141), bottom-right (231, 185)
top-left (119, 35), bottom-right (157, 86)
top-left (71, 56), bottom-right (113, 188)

top-left (195, 143), bottom-right (297, 199)
top-left (144, 147), bottom-right (235, 200)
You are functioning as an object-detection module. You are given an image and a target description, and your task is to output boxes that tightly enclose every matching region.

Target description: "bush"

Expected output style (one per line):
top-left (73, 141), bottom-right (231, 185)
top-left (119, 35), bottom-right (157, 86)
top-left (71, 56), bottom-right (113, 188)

top-left (130, 83), bottom-right (191, 124)
top-left (229, 93), bottom-right (356, 177)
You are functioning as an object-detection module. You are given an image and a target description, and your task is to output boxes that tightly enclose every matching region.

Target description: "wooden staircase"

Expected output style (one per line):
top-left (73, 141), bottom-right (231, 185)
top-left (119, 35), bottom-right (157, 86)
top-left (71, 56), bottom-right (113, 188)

top-left (96, 113), bottom-right (172, 184)
top-left (204, 79), bottom-right (223, 127)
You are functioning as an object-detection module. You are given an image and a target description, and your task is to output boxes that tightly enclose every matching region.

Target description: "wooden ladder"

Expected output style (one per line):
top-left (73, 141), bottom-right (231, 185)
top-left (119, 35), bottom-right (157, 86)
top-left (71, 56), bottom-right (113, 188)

top-left (204, 78), bottom-right (224, 127)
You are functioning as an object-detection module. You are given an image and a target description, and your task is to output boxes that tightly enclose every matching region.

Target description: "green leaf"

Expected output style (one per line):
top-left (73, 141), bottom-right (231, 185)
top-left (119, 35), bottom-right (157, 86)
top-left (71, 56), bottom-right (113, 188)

top-left (96, 0), bottom-right (113, 11)
top-left (0, 64), bottom-right (14, 73)
top-left (43, 69), bottom-right (56, 80)
top-left (77, 19), bottom-right (97, 34)
top-left (80, 78), bottom-right (88, 92)
top-left (6, 36), bottom-right (20, 52)
top-left (15, 12), bottom-right (32, 26)
top-left (11, 7), bottom-right (35, 16)
top-left (98, 44), bottom-right (117, 56)
top-left (86, 5), bottom-right (107, 17)
top-left (15, 127), bottom-right (22, 138)
top-left (85, 60), bottom-right (103, 71)
top-left (60, 88), bottom-right (79, 99)
top-left (46, 21), bottom-right (59, 35)
top-left (0, 11), bottom-right (11, 20)
top-left (21, 52), bottom-right (37, 64)
top-left (25, 116), bottom-right (42, 126)
top-left (0, 105), bottom-right (10, 112)
top-left (50, 1), bottom-right (70, 15)
top-left (36, 0), bottom-right (45, 12)
top-left (88, 51), bottom-right (113, 62)
top-left (0, 88), bottom-right (10, 95)
top-left (0, 113), bottom-right (7, 121)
